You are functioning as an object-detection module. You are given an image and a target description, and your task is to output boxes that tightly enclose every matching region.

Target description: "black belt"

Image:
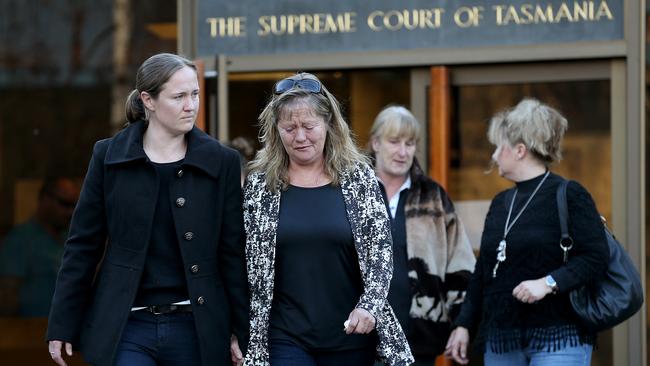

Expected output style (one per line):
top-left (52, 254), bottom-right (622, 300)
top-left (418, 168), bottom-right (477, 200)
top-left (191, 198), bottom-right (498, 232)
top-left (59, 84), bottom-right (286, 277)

top-left (142, 304), bottom-right (193, 315)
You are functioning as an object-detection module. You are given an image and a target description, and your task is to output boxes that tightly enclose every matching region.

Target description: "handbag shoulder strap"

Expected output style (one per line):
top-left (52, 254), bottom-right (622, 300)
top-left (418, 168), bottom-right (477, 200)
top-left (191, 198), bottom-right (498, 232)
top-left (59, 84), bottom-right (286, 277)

top-left (556, 179), bottom-right (574, 262)
top-left (556, 179), bottom-right (570, 239)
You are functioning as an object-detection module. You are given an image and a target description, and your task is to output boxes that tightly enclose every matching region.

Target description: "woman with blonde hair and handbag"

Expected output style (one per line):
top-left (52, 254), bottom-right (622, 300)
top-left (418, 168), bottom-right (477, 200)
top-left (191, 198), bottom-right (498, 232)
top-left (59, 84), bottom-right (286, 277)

top-left (445, 98), bottom-right (608, 365)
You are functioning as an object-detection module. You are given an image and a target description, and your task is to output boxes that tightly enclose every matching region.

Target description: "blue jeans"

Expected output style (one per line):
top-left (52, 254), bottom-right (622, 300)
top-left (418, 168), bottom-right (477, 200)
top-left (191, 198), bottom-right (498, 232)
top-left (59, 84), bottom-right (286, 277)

top-left (484, 343), bottom-right (593, 366)
top-left (374, 355), bottom-right (436, 366)
top-left (270, 339), bottom-right (375, 366)
top-left (113, 310), bottom-right (201, 366)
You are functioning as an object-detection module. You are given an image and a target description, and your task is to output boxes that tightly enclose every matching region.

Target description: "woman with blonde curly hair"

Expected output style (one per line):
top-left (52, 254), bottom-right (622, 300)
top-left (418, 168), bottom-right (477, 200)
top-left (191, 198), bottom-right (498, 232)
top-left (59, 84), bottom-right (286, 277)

top-left (445, 98), bottom-right (608, 366)
top-left (240, 72), bottom-right (413, 366)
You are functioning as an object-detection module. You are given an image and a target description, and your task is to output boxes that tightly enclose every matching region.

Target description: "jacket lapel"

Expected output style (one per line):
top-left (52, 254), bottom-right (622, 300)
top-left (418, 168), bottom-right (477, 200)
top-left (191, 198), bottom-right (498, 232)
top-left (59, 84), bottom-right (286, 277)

top-left (182, 127), bottom-right (223, 179)
top-left (104, 121), bottom-right (148, 165)
top-left (104, 120), bottom-right (223, 179)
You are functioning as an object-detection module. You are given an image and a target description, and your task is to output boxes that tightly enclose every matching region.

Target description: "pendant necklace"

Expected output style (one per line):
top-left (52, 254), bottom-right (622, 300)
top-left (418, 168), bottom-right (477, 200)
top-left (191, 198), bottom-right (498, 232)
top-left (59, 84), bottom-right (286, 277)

top-left (492, 170), bottom-right (550, 278)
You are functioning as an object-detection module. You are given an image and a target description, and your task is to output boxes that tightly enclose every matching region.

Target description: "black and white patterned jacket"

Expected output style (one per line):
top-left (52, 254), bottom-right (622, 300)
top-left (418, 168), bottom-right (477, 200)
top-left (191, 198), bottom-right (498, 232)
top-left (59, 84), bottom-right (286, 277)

top-left (242, 162), bottom-right (414, 366)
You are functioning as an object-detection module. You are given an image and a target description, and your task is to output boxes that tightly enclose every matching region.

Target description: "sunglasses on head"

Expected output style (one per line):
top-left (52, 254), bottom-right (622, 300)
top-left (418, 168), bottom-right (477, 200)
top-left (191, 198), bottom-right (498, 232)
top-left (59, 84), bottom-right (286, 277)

top-left (274, 78), bottom-right (322, 95)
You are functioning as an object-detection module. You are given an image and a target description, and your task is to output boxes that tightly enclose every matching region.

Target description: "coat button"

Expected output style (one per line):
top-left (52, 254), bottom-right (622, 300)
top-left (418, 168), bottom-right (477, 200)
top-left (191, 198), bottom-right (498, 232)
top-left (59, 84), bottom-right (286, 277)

top-left (197, 296), bottom-right (205, 305)
top-left (184, 232), bottom-right (194, 241)
top-left (190, 264), bottom-right (199, 273)
top-left (176, 197), bottom-right (186, 207)
top-left (177, 169), bottom-right (184, 178)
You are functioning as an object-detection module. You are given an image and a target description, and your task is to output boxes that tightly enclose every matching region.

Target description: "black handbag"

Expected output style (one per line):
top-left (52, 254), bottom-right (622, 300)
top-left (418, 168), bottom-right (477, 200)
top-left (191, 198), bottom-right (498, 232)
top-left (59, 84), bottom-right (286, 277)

top-left (556, 179), bottom-right (644, 332)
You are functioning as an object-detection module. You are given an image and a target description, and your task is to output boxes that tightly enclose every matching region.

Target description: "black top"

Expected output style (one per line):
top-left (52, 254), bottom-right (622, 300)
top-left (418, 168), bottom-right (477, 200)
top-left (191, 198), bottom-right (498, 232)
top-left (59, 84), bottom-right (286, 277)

top-left (133, 159), bottom-right (189, 306)
top-left (454, 172), bottom-right (608, 353)
top-left (379, 183), bottom-right (412, 337)
top-left (269, 184), bottom-right (376, 351)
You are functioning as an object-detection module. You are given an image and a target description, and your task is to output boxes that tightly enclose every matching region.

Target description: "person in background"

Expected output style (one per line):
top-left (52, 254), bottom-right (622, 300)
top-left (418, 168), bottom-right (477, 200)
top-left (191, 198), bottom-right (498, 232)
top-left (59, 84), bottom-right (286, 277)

top-left (445, 98), bottom-right (608, 365)
top-left (0, 177), bottom-right (79, 317)
top-left (369, 106), bottom-right (475, 365)
top-left (228, 136), bottom-right (256, 186)
top-left (242, 72), bottom-right (413, 366)
top-left (46, 53), bottom-right (248, 366)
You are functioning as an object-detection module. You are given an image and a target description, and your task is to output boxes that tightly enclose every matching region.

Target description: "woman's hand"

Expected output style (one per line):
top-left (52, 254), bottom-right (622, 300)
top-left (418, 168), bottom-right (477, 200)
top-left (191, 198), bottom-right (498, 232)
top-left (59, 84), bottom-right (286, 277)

top-left (48, 340), bottom-right (73, 366)
top-left (512, 277), bottom-right (552, 303)
top-left (344, 308), bottom-right (376, 334)
top-left (444, 326), bottom-right (470, 365)
top-left (230, 335), bottom-right (244, 366)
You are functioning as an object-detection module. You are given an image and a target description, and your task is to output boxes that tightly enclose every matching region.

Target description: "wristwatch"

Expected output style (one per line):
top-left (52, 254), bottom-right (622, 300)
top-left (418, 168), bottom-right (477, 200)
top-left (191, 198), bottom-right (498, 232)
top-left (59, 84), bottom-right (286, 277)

top-left (545, 275), bottom-right (559, 294)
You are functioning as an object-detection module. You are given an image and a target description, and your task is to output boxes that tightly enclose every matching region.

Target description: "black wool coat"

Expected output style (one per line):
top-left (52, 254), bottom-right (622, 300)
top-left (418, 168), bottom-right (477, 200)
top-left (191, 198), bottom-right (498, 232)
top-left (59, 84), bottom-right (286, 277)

top-left (46, 121), bottom-right (249, 366)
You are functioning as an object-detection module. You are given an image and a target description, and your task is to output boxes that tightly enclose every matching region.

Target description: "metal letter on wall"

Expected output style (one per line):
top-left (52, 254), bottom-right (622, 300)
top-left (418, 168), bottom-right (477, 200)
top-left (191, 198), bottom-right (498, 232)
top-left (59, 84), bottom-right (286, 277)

top-left (197, 0), bottom-right (623, 57)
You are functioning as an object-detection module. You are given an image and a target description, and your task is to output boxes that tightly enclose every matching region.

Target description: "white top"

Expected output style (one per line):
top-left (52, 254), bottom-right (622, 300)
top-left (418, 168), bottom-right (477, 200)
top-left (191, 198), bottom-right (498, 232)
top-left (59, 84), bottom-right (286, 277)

top-left (384, 176), bottom-right (412, 219)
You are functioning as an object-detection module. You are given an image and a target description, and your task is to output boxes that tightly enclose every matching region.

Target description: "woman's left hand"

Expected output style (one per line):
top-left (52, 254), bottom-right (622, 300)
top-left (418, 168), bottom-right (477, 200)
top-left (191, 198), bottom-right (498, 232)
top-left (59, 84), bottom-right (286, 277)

top-left (512, 277), bottom-right (552, 303)
top-left (344, 308), bottom-right (376, 334)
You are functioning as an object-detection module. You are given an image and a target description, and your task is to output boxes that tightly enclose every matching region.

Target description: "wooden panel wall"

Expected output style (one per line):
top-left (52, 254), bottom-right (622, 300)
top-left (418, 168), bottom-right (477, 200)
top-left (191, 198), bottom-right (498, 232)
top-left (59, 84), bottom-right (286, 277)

top-left (0, 318), bottom-right (86, 365)
top-left (429, 66), bottom-right (451, 191)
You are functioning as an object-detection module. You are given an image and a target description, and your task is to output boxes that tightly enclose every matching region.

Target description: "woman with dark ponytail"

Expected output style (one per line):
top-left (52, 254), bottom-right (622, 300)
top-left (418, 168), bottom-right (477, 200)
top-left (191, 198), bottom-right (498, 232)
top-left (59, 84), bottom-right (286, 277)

top-left (46, 53), bottom-right (249, 366)
top-left (125, 88), bottom-right (147, 122)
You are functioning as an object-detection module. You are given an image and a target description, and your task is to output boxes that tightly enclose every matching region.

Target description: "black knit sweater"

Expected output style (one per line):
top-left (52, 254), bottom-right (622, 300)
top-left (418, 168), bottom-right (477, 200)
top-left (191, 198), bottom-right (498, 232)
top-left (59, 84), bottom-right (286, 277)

top-left (454, 172), bottom-right (609, 353)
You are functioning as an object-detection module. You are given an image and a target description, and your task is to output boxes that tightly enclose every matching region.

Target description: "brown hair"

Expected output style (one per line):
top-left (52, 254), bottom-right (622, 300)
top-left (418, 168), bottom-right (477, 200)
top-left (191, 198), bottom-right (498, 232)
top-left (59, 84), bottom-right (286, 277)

top-left (125, 53), bottom-right (197, 123)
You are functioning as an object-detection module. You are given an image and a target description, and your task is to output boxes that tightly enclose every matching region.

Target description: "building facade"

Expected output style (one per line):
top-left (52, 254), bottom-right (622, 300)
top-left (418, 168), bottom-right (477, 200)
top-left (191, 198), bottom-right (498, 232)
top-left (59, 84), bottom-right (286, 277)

top-left (0, 0), bottom-right (645, 365)
top-left (179, 1), bottom-right (645, 365)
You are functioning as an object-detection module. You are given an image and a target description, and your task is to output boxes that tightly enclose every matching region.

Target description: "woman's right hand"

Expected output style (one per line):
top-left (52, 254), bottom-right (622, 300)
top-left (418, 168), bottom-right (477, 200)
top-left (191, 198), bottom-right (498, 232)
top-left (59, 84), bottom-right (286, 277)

top-left (230, 334), bottom-right (244, 366)
top-left (444, 326), bottom-right (470, 365)
top-left (48, 340), bottom-right (73, 366)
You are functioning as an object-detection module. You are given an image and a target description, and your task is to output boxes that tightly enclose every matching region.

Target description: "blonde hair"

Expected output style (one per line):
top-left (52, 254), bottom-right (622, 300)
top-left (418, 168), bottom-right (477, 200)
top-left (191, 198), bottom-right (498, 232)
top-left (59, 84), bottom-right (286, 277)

top-left (369, 105), bottom-right (421, 145)
top-left (488, 98), bottom-right (567, 164)
top-left (249, 72), bottom-right (368, 192)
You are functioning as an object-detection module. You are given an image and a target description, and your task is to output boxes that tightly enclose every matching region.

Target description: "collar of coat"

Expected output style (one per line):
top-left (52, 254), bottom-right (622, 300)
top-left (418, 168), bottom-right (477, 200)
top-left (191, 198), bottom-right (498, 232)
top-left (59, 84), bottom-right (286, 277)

top-left (104, 120), bottom-right (223, 179)
top-left (406, 157), bottom-right (426, 190)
